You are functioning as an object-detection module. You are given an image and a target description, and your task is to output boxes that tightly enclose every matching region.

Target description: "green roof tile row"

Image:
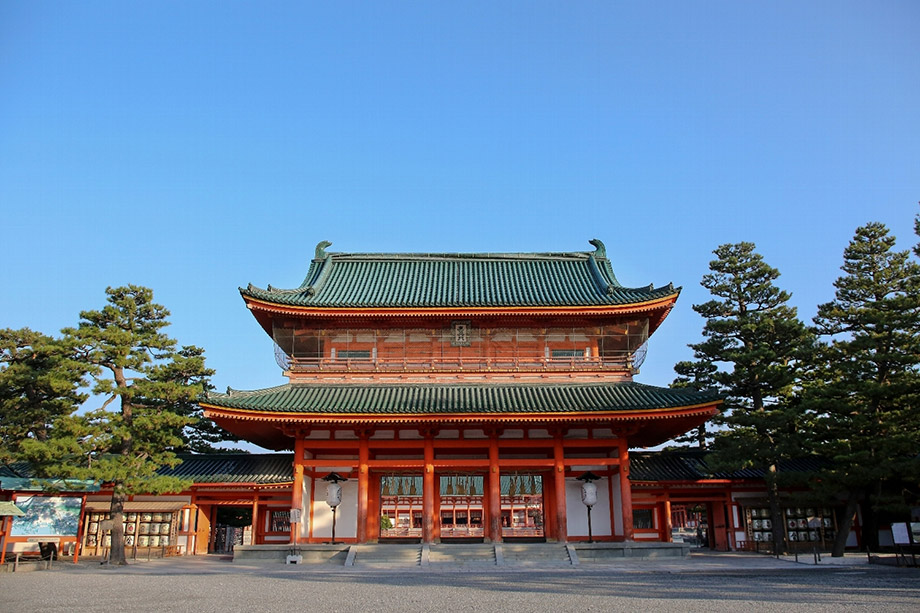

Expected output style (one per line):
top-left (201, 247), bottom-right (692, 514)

top-left (630, 450), bottom-right (827, 481)
top-left (241, 240), bottom-right (678, 309)
top-left (157, 453), bottom-right (294, 484)
top-left (204, 382), bottom-right (720, 415)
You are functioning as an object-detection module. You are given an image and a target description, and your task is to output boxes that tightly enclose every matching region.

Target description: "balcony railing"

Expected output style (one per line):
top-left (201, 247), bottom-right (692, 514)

top-left (284, 353), bottom-right (638, 373)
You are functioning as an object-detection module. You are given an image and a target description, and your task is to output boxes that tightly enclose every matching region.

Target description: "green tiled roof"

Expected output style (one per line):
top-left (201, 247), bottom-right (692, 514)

top-left (157, 453), bottom-right (293, 484)
top-left (630, 450), bottom-right (827, 481)
top-left (204, 382), bottom-right (720, 415)
top-left (241, 239), bottom-right (678, 309)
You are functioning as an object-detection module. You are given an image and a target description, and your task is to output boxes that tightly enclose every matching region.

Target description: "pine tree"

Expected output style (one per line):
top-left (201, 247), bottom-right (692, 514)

top-left (21, 286), bottom-right (211, 565)
top-left (806, 222), bottom-right (920, 556)
top-left (0, 329), bottom-right (88, 464)
top-left (689, 243), bottom-right (812, 555)
top-left (143, 345), bottom-right (240, 453)
top-left (670, 359), bottom-right (718, 448)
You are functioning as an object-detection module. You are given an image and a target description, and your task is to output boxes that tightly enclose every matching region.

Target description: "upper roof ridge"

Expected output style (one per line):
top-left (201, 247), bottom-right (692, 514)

top-left (240, 239), bottom-right (680, 310)
top-left (308, 238), bottom-right (609, 262)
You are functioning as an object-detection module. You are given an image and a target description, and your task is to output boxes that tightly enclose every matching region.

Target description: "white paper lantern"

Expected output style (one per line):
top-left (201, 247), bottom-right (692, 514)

top-left (326, 482), bottom-right (343, 508)
top-left (580, 481), bottom-right (598, 507)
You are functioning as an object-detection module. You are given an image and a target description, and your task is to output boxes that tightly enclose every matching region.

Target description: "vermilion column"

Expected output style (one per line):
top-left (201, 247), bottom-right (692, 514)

top-left (488, 435), bottom-right (502, 543)
top-left (292, 464), bottom-right (304, 543)
top-left (663, 497), bottom-right (673, 542)
top-left (251, 494), bottom-right (260, 545)
top-left (423, 434), bottom-right (435, 543)
top-left (553, 434), bottom-right (567, 542)
top-left (292, 438), bottom-right (305, 544)
top-left (357, 435), bottom-right (370, 543)
top-left (618, 438), bottom-right (633, 541)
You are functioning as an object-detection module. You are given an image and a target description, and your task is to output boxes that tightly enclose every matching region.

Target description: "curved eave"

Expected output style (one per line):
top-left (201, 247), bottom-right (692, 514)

top-left (242, 292), bottom-right (680, 336)
top-left (203, 401), bottom-right (718, 451)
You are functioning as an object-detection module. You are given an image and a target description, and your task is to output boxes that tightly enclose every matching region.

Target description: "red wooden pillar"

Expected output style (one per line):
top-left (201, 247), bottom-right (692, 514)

top-left (663, 497), bottom-right (673, 542)
top-left (307, 471), bottom-right (317, 542)
top-left (73, 492), bottom-right (87, 563)
top-left (553, 434), bottom-right (568, 542)
top-left (357, 434), bottom-right (370, 543)
top-left (423, 434), bottom-right (436, 543)
top-left (488, 434), bottom-right (502, 543)
top-left (291, 438), bottom-right (305, 544)
top-left (251, 494), bottom-right (260, 544)
top-left (618, 438), bottom-right (633, 541)
top-left (0, 516), bottom-right (9, 565)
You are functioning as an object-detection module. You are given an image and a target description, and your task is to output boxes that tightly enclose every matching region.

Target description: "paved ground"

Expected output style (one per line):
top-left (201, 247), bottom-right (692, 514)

top-left (2, 551), bottom-right (918, 612)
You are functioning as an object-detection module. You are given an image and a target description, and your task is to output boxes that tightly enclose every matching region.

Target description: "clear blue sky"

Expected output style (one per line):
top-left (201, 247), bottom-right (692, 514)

top-left (2, 2), bottom-right (918, 443)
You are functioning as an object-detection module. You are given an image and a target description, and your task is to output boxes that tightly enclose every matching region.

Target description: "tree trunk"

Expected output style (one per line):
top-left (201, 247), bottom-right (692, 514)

top-left (860, 499), bottom-right (880, 552)
top-left (766, 465), bottom-right (786, 555)
top-left (832, 496), bottom-right (859, 557)
top-left (108, 489), bottom-right (128, 565)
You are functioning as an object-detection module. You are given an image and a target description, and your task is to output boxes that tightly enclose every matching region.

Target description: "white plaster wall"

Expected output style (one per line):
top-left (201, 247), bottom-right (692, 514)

top-left (565, 478), bottom-right (612, 537)
top-left (311, 479), bottom-right (357, 539)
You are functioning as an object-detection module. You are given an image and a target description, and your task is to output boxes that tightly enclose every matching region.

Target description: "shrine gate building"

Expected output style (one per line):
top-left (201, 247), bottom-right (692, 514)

top-left (201, 240), bottom-right (722, 545)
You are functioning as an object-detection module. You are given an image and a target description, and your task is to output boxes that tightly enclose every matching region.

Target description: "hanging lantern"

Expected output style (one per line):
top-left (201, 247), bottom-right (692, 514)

top-left (322, 472), bottom-right (347, 508)
top-left (326, 483), bottom-right (343, 508)
top-left (577, 471), bottom-right (601, 543)
top-left (322, 472), bottom-right (348, 544)
top-left (577, 471), bottom-right (600, 507)
top-left (581, 482), bottom-right (598, 507)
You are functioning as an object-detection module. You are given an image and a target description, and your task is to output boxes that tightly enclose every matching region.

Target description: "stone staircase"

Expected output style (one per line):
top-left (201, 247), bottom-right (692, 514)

top-left (350, 544), bottom-right (423, 567)
top-left (346, 542), bottom-right (577, 567)
top-left (428, 543), bottom-right (497, 567)
top-left (500, 543), bottom-right (574, 566)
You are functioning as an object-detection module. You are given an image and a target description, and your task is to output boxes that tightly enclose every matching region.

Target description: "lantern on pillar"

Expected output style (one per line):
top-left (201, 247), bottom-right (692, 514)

top-left (577, 471), bottom-right (600, 543)
top-left (322, 472), bottom-right (348, 544)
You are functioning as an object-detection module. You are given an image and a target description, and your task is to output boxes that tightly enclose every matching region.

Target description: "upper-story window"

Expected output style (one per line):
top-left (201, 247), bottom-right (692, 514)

top-left (333, 349), bottom-right (373, 361)
top-left (550, 349), bottom-right (586, 359)
top-left (272, 320), bottom-right (648, 373)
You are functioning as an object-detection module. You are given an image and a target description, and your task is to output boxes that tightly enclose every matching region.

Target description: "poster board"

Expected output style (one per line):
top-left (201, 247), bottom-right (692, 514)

top-left (892, 522), bottom-right (910, 545)
top-left (10, 496), bottom-right (82, 537)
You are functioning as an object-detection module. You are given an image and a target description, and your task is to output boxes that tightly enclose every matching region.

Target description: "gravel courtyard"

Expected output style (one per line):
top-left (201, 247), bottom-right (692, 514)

top-left (2, 553), bottom-right (918, 613)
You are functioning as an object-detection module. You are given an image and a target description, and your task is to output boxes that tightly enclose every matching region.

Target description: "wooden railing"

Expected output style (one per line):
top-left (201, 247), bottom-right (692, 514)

top-left (288, 355), bottom-right (635, 373)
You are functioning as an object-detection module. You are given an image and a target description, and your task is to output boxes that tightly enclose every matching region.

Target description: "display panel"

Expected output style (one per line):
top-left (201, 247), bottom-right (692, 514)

top-left (11, 496), bottom-right (82, 537)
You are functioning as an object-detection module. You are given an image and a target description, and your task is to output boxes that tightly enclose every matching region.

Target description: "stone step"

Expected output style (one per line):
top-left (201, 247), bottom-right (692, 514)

top-left (428, 544), bottom-right (496, 565)
top-left (501, 544), bottom-right (572, 565)
top-left (354, 544), bottom-right (422, 566)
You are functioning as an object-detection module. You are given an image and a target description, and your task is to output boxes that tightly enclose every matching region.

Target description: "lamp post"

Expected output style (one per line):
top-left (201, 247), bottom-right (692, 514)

top-left (322, 472), bottom-right (348, 544)
top-left (577, 471), bottom-right (600, 543)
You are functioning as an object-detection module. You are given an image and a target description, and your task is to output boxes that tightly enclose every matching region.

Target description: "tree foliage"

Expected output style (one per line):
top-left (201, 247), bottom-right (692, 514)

top-left (686, 243), bottom-right (812, 554)
top-left (670, 358), bottom-right (718, 448)
top-left (142, 344), bottom-right (239, 453)
top-left (805, 222), bottom-right (920, 555)
top-left (0, 328), bottom-right (88, 465)
top-left (20, 286), bottom-right (213, 565)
